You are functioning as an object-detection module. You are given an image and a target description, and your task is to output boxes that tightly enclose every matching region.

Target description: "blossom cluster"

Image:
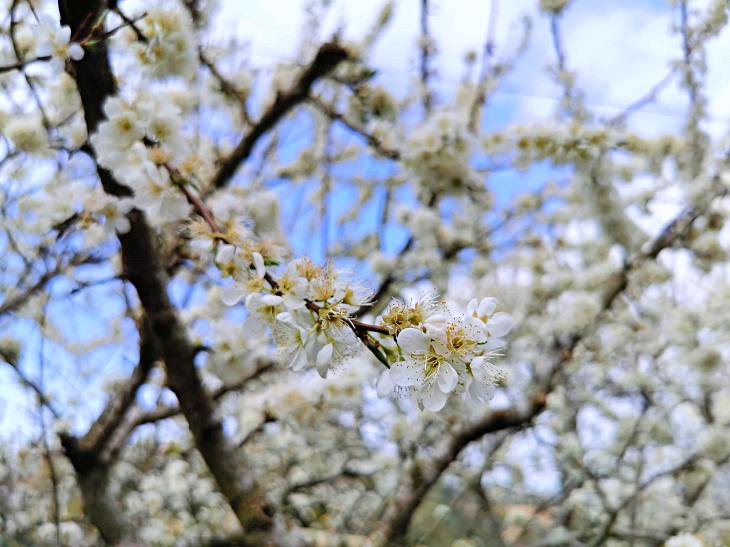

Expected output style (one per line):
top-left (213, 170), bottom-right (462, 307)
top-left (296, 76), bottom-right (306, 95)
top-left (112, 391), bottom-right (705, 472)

top-left (217, 249), bottom-right (368, 376)
top-left (35, 15), bottom-right (85, 69)
top-left (402, 110), bottom-right (480, 197)
top-left (129, 6), bottom-right (198, 79)
top-left (90, 93), bottom-right (192, 224)
top-left (376, 295), bottom-right (512, 411)
top-left (215, 244), bottom-right (512, 411)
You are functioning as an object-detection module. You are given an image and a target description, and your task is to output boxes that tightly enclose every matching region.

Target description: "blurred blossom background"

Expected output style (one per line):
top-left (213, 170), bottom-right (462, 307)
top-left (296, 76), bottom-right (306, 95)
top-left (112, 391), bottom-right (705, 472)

top-left (1, 0), bottom-right (730, 545)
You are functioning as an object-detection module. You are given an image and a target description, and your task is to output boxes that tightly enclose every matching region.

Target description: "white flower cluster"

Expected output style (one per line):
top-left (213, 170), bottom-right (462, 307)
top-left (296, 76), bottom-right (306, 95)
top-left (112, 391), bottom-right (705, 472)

top-left (132, 6), bottom-right (197, 79)
top-left (376, 296), bottom-right (512, 411)
top-left (3, 115), bottom-right (47, 154)
top-left (402, 111), bottom-right (480, 196)
top-left (35, 15), bottom-right (84, 69)
top-left (215, 244), bottom-right (512, 410)
top-left (217, 249), bottom-right (372, 378)
top-left (90, 94), bottom-right (192, 224)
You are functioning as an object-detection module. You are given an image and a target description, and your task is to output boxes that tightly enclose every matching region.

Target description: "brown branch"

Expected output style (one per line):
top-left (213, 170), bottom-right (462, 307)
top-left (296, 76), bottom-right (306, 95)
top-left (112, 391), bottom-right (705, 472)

top-left (370, 395), bottom-right (547, 546)
top-left (606, 69), bottom-right (675, 126)
top-left (58, 318), bottom-right (158, 545)
top-left (308, 95), bottom-right (401, 160)
top-left (77, 319), bottom-right (159, 457)
top-left (468, 0), bottom-right (498, 133)
top-left (419, 0), bottom-right (433, 114)
top-left (59, 1), bottom-right (278, 539)
top-left (0, 253), bottom-right (103, 318)
top-left (126, 359), bottom-right (275, 429)
top-left (99, 11), bottom-right (147, 43)
top-left (209, 42), bottom-right (350, 189)
top-left (184, 0), bottom-right (254, 126)
top-left (199, 49), bottom-right (252, 125)
top-left (0, 55), bottom-right (51, 74)
top-left (1, 356), bottom-right (61, 419)
top-left (9, 0), bottom-right (51, 129)
top-left (178, 178), bottom-right (223, 234)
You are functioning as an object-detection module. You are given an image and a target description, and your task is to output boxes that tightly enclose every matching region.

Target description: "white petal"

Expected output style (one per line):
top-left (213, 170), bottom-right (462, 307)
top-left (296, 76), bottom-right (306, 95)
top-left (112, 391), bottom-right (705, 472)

top-left (305, 338), bottom-right (320, 368)
top-left (390, 360), bottom-right (423, 387)
top-left (276, 311), bottom-right (294, 325)
top-left (289, 347), bottom-right (308, 371)
top-left (260, 294), bottom-right (283, 306)
top-left (424, 313), bottom-right (449, 334)
top-left (39, 15), bottom-right (57, 28)
top-left (376, 369), bottom-right (394, 397)
top-left (488, 312), bottom-right (513, 337)
top-left (216, 244), bottom-right (235, 264)
top-left (316, 343), bottom-right (333, 377)
top-left (114, 216), bottom-right (131, 234)
top-left (470, 356), bottom-right (497, 385)
top-left (69, 43), bottom-right (85, 61)
top-left (221, 284), bottom-right (245, 306)
top-left (253, 252), bottom-right (266, 279)
top-left (58, 26), bottom-right (71, 43)
top-left (397, 328), bottom-right (429, 355)
top-left (244, 293), bottom-right (259, 309)
top-left (104, 97), bottom-right (124, 118)
top-left (482, 337), bottom-right (504, 351)
top-left (283, 293), bottom-right (306, 310)
top-left (466, 298), bottom-right (478, 315)
top-left (478, 297), bottom-right (498, 317)
top-left (36, 42), bottom-right (53, 58)
top-left (468, 378), bottom-right (496, 402)
top-left (437, 362), bottom-right (458, 393)
top-left (242, 314), bottom-right (266, 336)
top-left (422, 388), bottom-right (448, 411)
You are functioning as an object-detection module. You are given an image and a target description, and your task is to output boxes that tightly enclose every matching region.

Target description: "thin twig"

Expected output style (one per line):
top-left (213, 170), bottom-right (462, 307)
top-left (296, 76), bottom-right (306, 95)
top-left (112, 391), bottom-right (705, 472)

top-left (209, 42), bottom-right (350, 190)
top-left (0, 55), bottom-right (51, 74)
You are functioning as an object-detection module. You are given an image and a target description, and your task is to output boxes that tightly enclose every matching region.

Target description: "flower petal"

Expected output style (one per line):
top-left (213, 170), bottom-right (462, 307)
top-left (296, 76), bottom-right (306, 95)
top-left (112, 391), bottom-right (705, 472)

top-left (437, 362), bottom-right (458, 393)
top-left (482, 337), bottom-right (505, 351)
top-left (488, 312), bottom-right (513, 337)
top-left (397, 328), bottom-right (429, 355)
top-left (468, 378), bottom-right (496, 402)
top-left (216, 244), bottom-right (235, 264)
top-left (69, 42), bottom-right (85, 61)
top-left (376, 369), bottom-right (395, 397)
top-left (276, 311), bottom-right (294, 325)
top-left (253, 252), bottom-right (266, 279)
top-left (316, 343), bottom-right (333, 378)
top-left (422, 388), bottom-right (448, 411)
top-left (289, 347), bottom-right (307, 371)
top-left (221, 284), bottom-right (245, 306)
top-left (423, 313), bottom-right (448, 336)
top-left (260, 294), bottom-right (283, 306)
top-left (283, 293), bottom-right (306, 310)
top-left (390, 360), bottom-right (423, 387)
top-left (478, 297), bottom-right (498, 317)
top-left (115, 216), bottom-right (131, 234)
top-left (470, 356), bottom-right (497, 385)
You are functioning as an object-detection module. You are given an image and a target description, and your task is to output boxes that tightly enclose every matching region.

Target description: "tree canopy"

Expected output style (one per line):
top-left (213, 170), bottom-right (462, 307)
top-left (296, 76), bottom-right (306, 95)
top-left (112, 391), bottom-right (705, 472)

top-left (1, 0), bottom-right (730, 545)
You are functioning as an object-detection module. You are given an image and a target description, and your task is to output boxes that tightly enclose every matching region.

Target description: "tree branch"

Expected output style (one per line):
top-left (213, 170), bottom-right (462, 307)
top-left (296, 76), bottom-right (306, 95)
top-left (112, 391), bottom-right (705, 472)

top-left (209, 42), bottom-right (350, 190)
top-left (126, 358), bottom-right (275, 429)
top-left (58, 318), bottom-right (158, 545)
top-left (59, 1), bottom-right (278, 538)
